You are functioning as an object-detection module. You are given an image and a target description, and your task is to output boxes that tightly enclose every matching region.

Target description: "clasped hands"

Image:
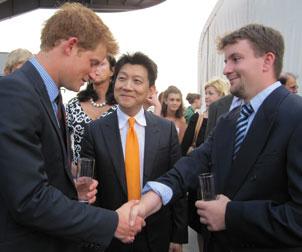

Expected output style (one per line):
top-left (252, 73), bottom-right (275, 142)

top-left (115, 200), bottom-right (146, 243)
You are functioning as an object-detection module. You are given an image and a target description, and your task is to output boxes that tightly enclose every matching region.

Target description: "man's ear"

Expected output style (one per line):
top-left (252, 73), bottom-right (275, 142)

top-left (263, 52), bottom-right (275, 73)
top-left (149, 85), bottom-right (156, 96)
top-left (64, 37), bottom-right (79, 56)
top-left (4, 68), bottom-right (9, 75)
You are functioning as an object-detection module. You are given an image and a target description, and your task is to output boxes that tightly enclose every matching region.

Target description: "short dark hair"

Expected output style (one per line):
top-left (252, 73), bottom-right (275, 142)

top-left (278, 72), bottom-right (297, 85)
top-left (217, 24), bottom-right (284, 80)
top-left (278, 76), bottom-right (287, 85)
top-left (77, 55), bottom-right (117, 105)
top-left (113, 52), bottom-right (157, 87)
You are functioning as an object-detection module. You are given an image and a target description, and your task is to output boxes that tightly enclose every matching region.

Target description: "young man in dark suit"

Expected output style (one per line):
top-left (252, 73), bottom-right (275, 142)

top-left (81, 52), bottom-right (188, 252)
top-left (129, 24), bottom-right (302, 252)
top-left (0, 3), bottom-right (144, 252)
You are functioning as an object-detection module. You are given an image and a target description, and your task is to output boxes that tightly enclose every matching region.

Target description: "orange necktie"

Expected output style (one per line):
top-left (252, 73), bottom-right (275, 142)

top-left (125, 118), bottom-right (141, 201)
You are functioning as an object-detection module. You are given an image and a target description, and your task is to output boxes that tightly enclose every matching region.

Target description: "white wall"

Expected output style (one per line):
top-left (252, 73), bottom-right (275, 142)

top-left (198, 0), bottom-right (302, 96)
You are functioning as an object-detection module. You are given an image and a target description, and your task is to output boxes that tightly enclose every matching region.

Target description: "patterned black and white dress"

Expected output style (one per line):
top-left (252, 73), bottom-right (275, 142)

top-left (66, 97), bottom-right (117, 164)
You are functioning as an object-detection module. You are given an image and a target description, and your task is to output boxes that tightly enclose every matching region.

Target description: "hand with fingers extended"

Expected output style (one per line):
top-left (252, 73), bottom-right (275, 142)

top-left (115, 200), bottom-right (146, 243)
top-left (74, 178), bottom-right (98, 205)
top-left (195, 194), bottom-right (231, 231)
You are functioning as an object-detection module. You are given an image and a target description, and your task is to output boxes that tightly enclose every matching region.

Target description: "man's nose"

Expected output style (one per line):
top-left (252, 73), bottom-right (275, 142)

top-left (223, 61), bottom-right (233, 76)
top-left (89, 71), bottom-right (96, 82)
top-left (123, 79), bottom-right (132, 89)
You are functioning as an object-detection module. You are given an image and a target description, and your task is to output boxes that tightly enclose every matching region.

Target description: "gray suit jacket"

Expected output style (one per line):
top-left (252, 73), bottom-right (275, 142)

top-left (205, 94), bottom-right (233, 139)
top-left (81, 110), bottom-right (188, 251)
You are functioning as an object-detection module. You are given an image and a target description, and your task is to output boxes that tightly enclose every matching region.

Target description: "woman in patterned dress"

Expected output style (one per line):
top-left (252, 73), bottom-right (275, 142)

top-left (66, 56), bottom-right (117, 166)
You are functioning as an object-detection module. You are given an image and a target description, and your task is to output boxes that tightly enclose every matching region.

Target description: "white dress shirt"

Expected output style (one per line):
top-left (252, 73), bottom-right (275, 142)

top-left (117, 106), bottom-right (146, 191)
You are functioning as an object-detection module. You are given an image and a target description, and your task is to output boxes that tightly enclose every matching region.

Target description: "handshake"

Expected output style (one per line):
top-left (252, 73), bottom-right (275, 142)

top-left (77, 179), bottom-right (159, 243)
top-left (114, 191), bottom-right (162, 243)
top-left (114, 200), bottom-right (146, 243)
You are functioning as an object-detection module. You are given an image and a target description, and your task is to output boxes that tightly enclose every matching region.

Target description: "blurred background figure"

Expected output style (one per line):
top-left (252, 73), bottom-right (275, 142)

top-left (66, 55), bottom-right (117, 166)
top-left (161, 85), bottom-right (187, 143)
top-left (180, 77), bottom-right (229, 252)
top-left (184, 93), bottom-right (202, 124)
top-left (158, 91), bottom-right (165, 105)
top-left (278, 72), bottom-right (298, 94)
top-left (143, 87), bottom-right (162, 115)
top-left (4, 48), bottom-right (33, 75)
top-left (204, 94), bottom-right (242, 140)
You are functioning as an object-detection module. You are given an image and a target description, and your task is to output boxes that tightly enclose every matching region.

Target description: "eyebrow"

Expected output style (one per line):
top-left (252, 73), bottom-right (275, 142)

top-left (224, 52), bottom-right (240, 63)
top-left (118, 71), bottom-right (144, 80)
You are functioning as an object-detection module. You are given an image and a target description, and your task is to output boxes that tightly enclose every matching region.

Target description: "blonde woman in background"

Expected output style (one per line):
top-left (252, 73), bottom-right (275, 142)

top-left (161, 85), bottom-right (187, 143)
top-left (180, 77), bottom-right (230, 252)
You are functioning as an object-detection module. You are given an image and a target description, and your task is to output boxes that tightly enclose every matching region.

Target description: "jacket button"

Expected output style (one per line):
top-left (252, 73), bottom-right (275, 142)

top-left (250, 174), bottom-right (257, 181)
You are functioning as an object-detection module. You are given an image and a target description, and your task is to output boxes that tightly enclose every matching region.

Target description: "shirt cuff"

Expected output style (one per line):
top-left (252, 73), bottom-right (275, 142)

top-left (142, 181), bottom-right (173, 205)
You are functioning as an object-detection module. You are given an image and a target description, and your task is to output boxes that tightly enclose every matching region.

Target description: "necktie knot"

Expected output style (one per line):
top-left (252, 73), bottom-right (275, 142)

top-left (55, 91), bottom-right (62, 106)
top-left (128, 118), bottom-right (136, 128)
top-left (241, 103), bottom-right (254, 118)
top-left (233, 103), bottom-right (254, 160)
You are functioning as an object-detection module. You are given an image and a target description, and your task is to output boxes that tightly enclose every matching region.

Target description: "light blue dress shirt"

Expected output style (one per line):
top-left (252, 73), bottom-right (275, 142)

top-left (29, 57), bottom-right (60, 125)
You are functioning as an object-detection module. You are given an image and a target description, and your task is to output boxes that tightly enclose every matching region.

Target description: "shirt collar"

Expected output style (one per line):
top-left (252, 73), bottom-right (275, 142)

top-left (117, 106), bottom-right (146, 129)
top-left (249, 81), bottom-right (281, 113)
top-left (29, 57), bottom-right (59, 102)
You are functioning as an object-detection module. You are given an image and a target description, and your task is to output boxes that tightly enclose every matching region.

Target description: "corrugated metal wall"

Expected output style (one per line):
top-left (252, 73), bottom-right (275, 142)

top-left (198, 0), bottom-right (302, 96)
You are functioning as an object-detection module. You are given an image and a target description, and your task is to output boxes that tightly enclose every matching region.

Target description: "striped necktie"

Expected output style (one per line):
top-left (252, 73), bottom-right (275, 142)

top-left (233, 103), bottom-right (254, 160)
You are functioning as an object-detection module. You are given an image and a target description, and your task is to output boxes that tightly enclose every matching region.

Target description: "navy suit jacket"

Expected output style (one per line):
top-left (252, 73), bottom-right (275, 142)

top-left (157, 86), bottom-right (302, 251)
top-left (81, 110), bottom-right (188, 251)
top-left (0, 62), bottom-right (118, 252)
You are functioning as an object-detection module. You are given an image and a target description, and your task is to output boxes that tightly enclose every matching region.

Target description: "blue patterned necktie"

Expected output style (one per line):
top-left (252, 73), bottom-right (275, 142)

top-left (233, 103), bottom-right (254, 160)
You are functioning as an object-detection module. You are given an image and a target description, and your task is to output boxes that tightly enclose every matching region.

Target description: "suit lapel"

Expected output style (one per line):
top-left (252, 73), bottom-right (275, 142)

top-left (225, 86), bottom-right (289, 198)
top-left (219, 94), bottom-right (233, 115)
top-left (22, 62), bottom-right (74, 184)
top-left (214, 106), bottom-right (240, 193)
top-left (102, 112), bottom-right (127, 194)
top-left (143, 111), bottom-right (160, 186)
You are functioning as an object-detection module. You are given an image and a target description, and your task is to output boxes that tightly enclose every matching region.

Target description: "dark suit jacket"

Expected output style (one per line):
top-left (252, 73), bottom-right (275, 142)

top-left (204, 94), bottom-right (233, 140)
top-left (81, 110), bottom-right (188, 251)
top-left (0, 62), bottom-right (118, 252)
top-left (157, 86), bottom-right (302, 251)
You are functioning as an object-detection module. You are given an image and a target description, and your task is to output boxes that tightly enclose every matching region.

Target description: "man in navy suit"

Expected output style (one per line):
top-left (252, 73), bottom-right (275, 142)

top-left (0, 3), bottom-right (144, 252)
top-left (129, 24), bottom-right (302, 251)
top-left (81, 52), bottom-right (187, 252)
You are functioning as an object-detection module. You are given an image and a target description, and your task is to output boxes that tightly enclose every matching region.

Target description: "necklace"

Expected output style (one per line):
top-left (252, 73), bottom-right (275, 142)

top-left (90, 98), bottom-right (107, 108)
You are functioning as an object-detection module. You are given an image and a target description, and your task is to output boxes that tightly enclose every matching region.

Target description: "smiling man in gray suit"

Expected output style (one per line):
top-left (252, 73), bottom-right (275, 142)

top-left (81, 52), bottom-right (187, 252)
